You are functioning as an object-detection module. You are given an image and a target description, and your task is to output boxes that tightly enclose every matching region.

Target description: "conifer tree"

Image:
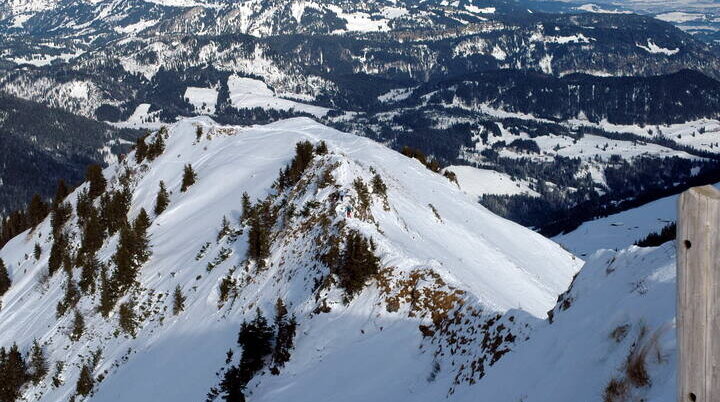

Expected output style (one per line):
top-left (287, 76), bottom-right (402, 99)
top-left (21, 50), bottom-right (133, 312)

top-left (277, 141), bottom-right (314, 190)
top-left (101, 186), bottom-right (131, 235)
top-left (224, 308), bottom-right (273, 391)
top-left (180, 164), bottom-right (197, 192)
top-left (371, 173), bottom-right (389, 210)
top-left (134, 135), bottom-right (148, 164)
top-left (0, 343), bottom-right (28, 401)
top-left (133, 209), bottom-right (152, 265)
top-left (240, 192), bottom-right (251, 223)
top-left (79, 254), bottom-right (99, 294)
top-left (196, 126), bottom-right (203, 142)
top-left (172, 285), bottom-right (186, 315)
top-left (56, 271), bottom-right (80, 318)
top-left (53, 179), bottom-right (70, 207)
top-left (353, 178), bottom-right (371, 217)
top-left (50, 201), bottom-right (72, 236)
top-left (79, 208), bottom-right (104, 259)
top-left (98, 267), bottom-right (115, 317)
top-left (154, 181), bottom-right (170, 216)
top-left (335, 231), bottom-right (380, 298)
top-left (217, 216), bottom-right (231, 242)
top-left (85, 164), bottom-right (107, 199)
top-left (0, 258), bottom-right (10, 296)
top-left (0, 210), bottom-right (29, 248)
top-left (315, 140), bottom-right (328, 155)
top-left (70, 309), bottom-right (85, 342)
top-left (34, 243), bottom-right (41, 261)
top-left (118, 301), bottom-right (136, 336)
top-left (28, 340), bottom-right (48, 385)
top-left (48, 231), bottom-right (68, 276)
top-left (113, 225), bottom-right (138, 293)
top-left (272, 299), bottom-right (297, 370)
top-left (75, 188), bottom-right (93, 225)
top-left (371, 174), bottom-right (387, 197)
top-left (147, 128), bottom-right (166, 161)
top-left (247, 201), bottom-right (273, 267)
top-left (75, 364), bottom-right (94, 396)
top-left (27, 194), bottom-right (49, 227)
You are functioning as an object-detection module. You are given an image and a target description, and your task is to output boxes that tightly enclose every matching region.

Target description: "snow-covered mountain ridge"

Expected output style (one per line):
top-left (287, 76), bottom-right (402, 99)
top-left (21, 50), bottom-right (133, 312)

top-left (0, 116), bottom-right (582, 401)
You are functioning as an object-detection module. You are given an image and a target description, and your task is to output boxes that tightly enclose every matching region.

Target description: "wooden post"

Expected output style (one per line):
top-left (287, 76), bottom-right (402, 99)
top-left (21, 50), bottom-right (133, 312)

top-left (678, 185), bottom-right (720, 402)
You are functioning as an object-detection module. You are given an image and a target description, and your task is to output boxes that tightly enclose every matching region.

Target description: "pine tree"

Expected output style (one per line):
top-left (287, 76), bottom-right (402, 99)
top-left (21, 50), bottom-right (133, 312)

top-left (0, 258), bottom-right (10, 296)
top-left (53, 179), bottom-right (70, 207)
top-left (272, 299), bottom-right (296, 370)
top-left (371, 173), bottom-right (389, 210)
top-left (34, 243), bottom-right (41, 261)
top-left (118, 301), bottom-right (136, 336)
top-left (353, 178), bottom-right (371, 217)
top-left (101, 186), bottom-right (132, 235)
top-left (315, 141), bottom-right (328, 155)
top-left (180, 164), bottom-right (197, 192)
top-left (97, 267), bottom-right (115, 317)
top-left (196, 126), bottom-right (203, 142)
top-left (221, 308), bottom-right (274, 398)
top-left (172, 285), bottom-right (186, 315)
top-left (113, 224), bottom-right (138, 293)
top-left (56, 271), bottom-right (80, 317)
top-left (85, 164), bottom-right (107, 199)
top-left (217, 216), bottom-right (231, 242)
top-left (0, 343), bottom-right (29, 401)
top-left (28, 340), bottom-right (48, 385)
top-left (236, 309), bottom-right (273, 383)
top-left (371, 174), bottom-right (387, 197)
top-left (277, 141), bottom-right (314, 190)
top-left (219, 365), bottom-right (246, 402)
top-left (79, 208), bottom-right (104, 258)
top-left (133, 209), bottom-right (152, 265)
top-left (147, 128), bottom-right (166, 161)
top-left (75, 364), bottom-right (94, 396)
top-left (154, 181), bottom-right (170, 216)
top-left (75, 189), bottom-right (93, 226)
top-left (48, 231), bottom-right (68, 276)
top-left (50, 202), bottom-right (72, 236)
top-left (240, 192), bottom-right (251, 223)
top-left (79, 253), bottom-right (99, 294)
top-left (134, 135), bottom-right (148, 164)
top-left (335, 231), bottom-right (380, 298)
top-left (247, 201), bottom-right (273, 267)
top-left (27, 193), bottom-right (49, 227)
top-left (70, 310), bottom-right (85, 342)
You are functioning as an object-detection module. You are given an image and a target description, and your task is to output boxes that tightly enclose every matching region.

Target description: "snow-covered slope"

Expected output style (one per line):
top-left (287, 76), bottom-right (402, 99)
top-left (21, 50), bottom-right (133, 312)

top-left (0, 117), bottom-right (581, 401)
top-left (553, 183), bottom-right (718, 256)
top-left (455, 242), bottom-right (677, 402)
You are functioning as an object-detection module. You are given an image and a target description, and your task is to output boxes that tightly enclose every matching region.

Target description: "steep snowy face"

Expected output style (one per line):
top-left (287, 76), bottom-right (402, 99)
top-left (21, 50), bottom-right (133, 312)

top-left (456, 242), bottom-right (677, 402)
top-left (0, 117), bottom-right (580, 401)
